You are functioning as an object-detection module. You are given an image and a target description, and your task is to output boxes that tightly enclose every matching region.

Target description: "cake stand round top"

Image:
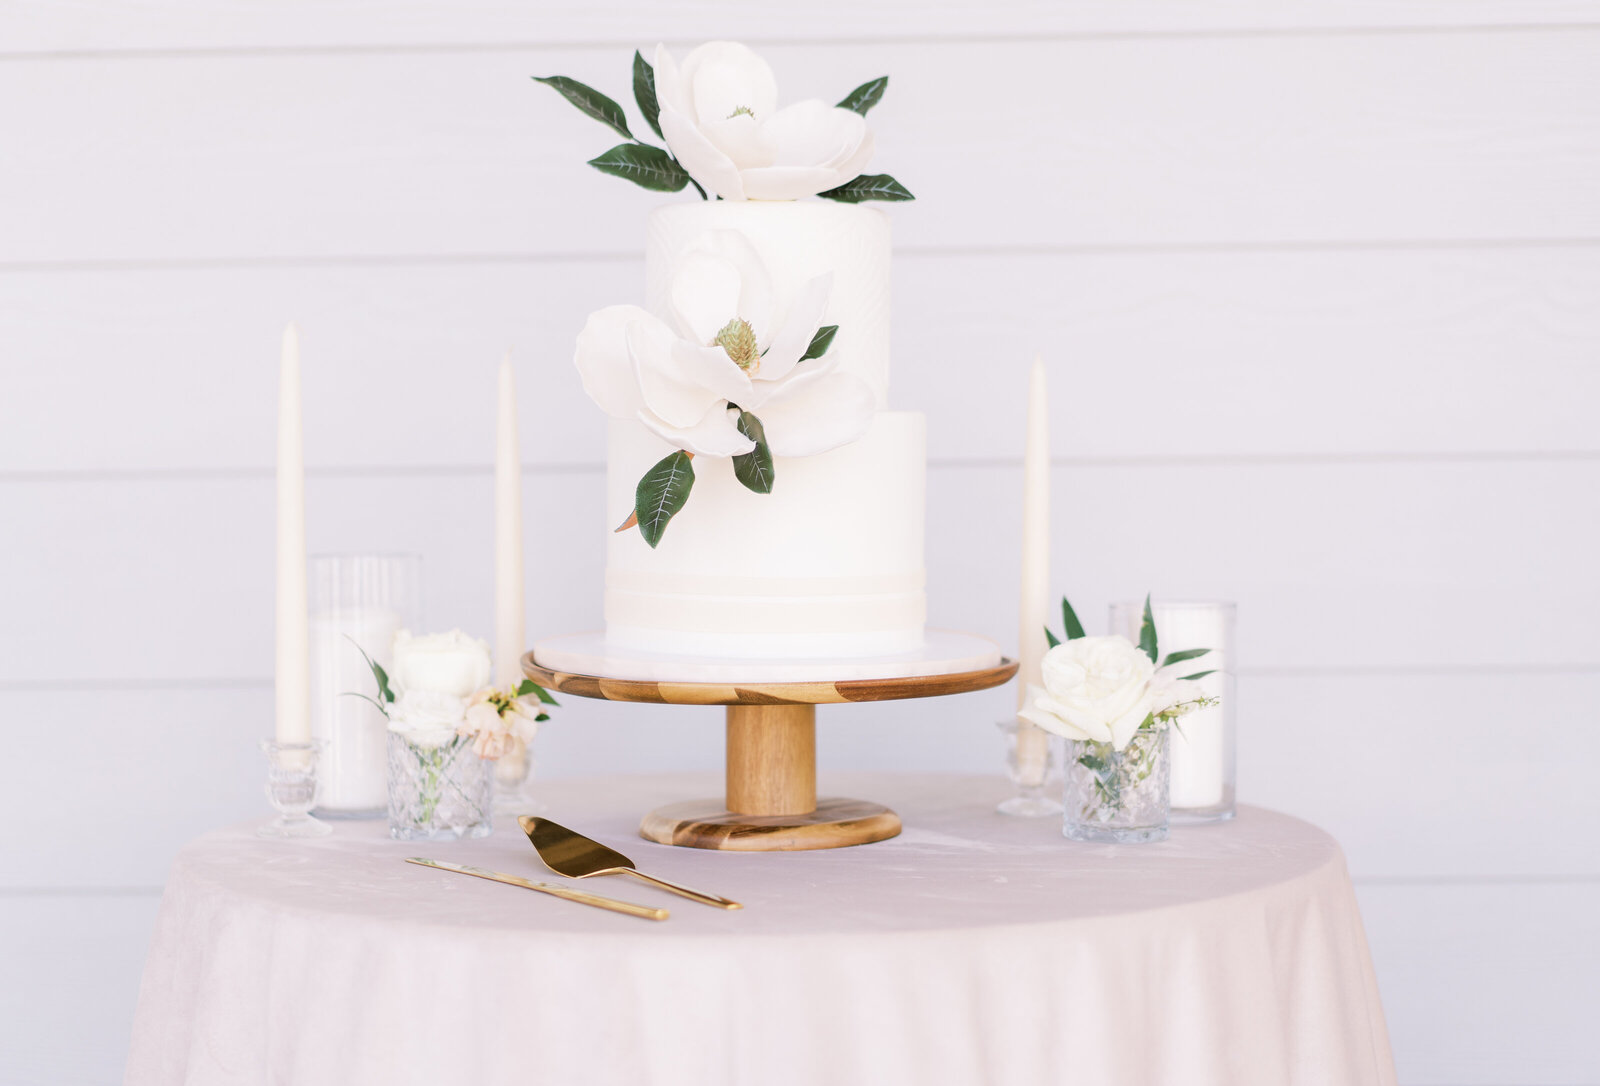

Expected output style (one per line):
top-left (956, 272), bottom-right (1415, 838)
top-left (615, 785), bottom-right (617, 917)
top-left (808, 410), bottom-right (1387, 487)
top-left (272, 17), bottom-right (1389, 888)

top-left (523, 630), bottom-right (1017, 706)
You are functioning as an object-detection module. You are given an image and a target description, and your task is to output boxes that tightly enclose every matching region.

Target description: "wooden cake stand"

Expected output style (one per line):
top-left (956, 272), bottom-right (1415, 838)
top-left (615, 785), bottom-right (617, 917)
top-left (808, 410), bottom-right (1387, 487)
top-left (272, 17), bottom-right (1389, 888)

top-left (522, 644), bottom-right (1017, 851)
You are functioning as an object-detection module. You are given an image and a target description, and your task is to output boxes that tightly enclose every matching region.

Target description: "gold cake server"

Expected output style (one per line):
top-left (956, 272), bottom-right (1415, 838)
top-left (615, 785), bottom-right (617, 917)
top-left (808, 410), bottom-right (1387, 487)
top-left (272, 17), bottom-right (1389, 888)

top-left (519, 816), bottom-right (742, 910)
top-left (405, 857), bottom-right (669, 921)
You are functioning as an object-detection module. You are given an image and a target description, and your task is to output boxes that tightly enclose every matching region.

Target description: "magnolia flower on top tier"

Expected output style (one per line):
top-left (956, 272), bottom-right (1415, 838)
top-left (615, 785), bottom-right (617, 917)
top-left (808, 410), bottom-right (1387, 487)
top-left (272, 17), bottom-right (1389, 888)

top-left (653, 42), bottom-right (874, 202)
top-left (574, 229), bottom-right (874, 458)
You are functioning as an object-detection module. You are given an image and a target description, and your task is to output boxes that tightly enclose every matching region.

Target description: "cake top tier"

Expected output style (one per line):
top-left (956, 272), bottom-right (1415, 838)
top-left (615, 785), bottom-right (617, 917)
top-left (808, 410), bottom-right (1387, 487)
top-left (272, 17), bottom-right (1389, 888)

top-left (646, 201), bottom-right (893, 406)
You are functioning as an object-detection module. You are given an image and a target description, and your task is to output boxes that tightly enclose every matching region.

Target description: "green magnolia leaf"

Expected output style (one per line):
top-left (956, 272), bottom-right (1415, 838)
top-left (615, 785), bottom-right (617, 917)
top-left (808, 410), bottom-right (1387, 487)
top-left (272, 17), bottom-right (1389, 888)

top-left (1061, 596), bottom-right (1087, 641)
top-left (632, 50), bottom-right (663, 140)
top-left (837, 76), bottom-right (888, 115)
top-left (731, 412), bottom-right (775, 494)
top-left (1138, 594), bottom-right (1159, 665)
top-left (1178, 670), bottom-right (1217, 682)
top-left (1160, 647), bottom-right (1211, 668)
top-left (635, 449), bottom-right (695, 547)
top-left (800, 325), bottom-right (838, 362)
top-left (588, 142), bottom-right (692, 192)
top-left (533, 75), bottom-right (633, 140)
top-left (535, 712), bottom-right (551, 722)
top-left (1044, 626), bottom-right (1061, 649)
top-left (687, 175), bottom-right (709, 200)
top-left (817, 173), bottom-right (915, 203)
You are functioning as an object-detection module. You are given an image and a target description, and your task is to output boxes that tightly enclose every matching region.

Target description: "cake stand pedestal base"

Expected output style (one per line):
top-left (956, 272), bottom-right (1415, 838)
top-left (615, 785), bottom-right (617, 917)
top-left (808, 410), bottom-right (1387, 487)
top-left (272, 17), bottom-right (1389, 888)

top-left (638, 703), bottom-right (901, 850)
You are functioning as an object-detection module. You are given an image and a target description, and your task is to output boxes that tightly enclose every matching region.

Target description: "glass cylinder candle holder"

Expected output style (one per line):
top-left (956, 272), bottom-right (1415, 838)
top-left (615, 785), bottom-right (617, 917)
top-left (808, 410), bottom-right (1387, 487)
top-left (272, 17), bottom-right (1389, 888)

top-left (309, 554), bottom-right (422, 819)
top-left (1110, 599), bottom-right (1237, 823)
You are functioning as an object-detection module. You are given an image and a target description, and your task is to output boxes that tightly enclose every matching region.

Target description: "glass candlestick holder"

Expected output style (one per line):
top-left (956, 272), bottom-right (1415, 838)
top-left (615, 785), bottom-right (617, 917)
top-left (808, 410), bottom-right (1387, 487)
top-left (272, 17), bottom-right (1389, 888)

top-left (492, 737), bottom-right (545, 817)
top-left (996, 718), bottom-right (1063, 816)
top-left (259, 738), bottom-right (332, 838)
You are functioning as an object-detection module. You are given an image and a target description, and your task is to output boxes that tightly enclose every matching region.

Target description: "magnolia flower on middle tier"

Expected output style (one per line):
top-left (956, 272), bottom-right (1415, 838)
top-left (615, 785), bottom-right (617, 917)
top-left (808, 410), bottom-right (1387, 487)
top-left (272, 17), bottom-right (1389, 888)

top-left (574, 230), bottom-right (875, 458)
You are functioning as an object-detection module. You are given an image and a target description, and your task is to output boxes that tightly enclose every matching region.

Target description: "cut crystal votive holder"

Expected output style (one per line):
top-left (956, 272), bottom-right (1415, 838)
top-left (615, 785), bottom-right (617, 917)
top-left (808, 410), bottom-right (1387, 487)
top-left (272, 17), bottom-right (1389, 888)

top-left (1062, 725), bottom-right (1171, 844)
top-left (259, 738), bottom-right (333, 839)
top-left (387, 732), bottom-right (493, 841)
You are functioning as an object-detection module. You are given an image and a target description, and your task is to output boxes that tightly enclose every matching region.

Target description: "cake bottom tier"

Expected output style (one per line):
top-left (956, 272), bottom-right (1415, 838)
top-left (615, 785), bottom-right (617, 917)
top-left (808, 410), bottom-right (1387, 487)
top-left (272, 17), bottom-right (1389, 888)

top-left (604, 412), bottom-right (927, 659)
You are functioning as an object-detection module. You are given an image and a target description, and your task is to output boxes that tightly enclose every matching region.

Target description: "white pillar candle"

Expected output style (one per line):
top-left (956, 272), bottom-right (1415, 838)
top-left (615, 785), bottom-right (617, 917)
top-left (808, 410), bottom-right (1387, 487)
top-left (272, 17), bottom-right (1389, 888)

top-left (275, 325), bottom-right (311, 745)
top-left (494, 354), bottom-right (526, 688)
top-left (1155, 606), bottom-right (1230, 809)
top-left (1014, 356), bottom-right (1051, 781)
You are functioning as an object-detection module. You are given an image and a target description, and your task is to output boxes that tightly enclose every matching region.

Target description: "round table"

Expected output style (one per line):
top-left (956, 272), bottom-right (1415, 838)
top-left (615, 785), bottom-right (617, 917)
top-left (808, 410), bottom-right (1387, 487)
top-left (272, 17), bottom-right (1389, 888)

top-left (125, 773), bottom-right (1396, 1086)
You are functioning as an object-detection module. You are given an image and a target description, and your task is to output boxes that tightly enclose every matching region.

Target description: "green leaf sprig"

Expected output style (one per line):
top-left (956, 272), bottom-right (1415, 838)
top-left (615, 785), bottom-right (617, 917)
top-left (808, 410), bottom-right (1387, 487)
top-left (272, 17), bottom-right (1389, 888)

top-left (343, 635), bottom-right (396, 718)
top-left (1043, 593), bottom-right (1215, 681)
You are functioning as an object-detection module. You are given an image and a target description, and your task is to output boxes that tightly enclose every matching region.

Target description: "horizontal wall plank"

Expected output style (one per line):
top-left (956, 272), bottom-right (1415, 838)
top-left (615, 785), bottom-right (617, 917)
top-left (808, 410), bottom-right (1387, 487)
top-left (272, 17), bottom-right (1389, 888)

top-left (8, 1), bottom-right (1600, 54)
top-left (0, 893), bottom-right (161, 1086)
top-left (1357, 882), bottom-right (1600, 1085)
top-left (5, 244), bottom-right (1598, 474)
top-left (6, 671), bottom-right (1593, 888)
top-left (4, 32), bottom-right (1597, 264)
top-left (0, 460), bottom-right (1594, 685)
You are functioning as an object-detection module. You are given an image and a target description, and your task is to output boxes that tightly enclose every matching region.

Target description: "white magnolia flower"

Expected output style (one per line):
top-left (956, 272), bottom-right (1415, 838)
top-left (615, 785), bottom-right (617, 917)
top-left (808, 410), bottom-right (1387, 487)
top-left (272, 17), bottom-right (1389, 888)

top-left (654, 41), bottom-right (875, 202)
top-left (1019, 636), bottom-right (1156, 751)
top-left (574, 229), bottom-right (874, 457)
top-left (388, 689), bottom-right (467, 748)
top-left (390, 629), bottom-right (492, 698)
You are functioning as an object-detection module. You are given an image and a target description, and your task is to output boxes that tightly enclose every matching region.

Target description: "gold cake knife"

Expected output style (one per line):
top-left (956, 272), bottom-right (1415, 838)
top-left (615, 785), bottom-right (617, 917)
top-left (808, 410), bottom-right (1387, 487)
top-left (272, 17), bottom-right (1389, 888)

top-left (405, 857), bottom-right (669, 921)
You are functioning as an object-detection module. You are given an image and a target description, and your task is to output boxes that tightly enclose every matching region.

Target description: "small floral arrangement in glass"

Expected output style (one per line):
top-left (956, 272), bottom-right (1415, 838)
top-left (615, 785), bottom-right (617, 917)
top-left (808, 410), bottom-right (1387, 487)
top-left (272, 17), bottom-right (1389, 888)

top-left (1020, 596), bottom-right (1218, 843)
top-left (348, 630), bottom-right (558, 841)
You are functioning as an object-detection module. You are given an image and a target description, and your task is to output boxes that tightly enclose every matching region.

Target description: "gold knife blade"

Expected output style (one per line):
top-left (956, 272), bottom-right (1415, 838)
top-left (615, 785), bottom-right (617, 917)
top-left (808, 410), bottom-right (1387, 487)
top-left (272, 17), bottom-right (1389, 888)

top-left (405, 857), bottom-right (669, 921)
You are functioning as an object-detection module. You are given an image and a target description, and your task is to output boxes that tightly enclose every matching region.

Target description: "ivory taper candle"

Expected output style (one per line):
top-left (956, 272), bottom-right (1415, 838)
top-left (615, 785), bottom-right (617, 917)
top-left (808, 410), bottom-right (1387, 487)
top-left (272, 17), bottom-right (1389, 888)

top-left (494, 354), bottom-right (525, 688)
top-left (1014, 355), bottom-right (1051, 781)
top-left (275, 324), bottom-right (311, 744)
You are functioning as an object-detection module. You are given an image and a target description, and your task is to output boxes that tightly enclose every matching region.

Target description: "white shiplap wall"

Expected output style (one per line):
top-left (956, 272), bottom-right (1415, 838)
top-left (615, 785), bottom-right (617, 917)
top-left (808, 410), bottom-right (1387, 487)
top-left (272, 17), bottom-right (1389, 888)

top-left (2, 3), bottom-right (1598, 1083)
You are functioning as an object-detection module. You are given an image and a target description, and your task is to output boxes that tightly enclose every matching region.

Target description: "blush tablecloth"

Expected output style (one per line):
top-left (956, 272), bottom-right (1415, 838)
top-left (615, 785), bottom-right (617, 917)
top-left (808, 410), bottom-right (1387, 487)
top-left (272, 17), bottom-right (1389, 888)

top-left (125, 772), bottom-right (1395, 1086)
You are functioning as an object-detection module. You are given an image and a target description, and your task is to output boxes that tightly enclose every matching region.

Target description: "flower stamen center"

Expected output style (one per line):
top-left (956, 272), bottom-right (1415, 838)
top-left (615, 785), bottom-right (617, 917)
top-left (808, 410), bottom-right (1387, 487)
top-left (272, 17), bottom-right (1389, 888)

top-left (727, 105), bottom-right (754, 119)
top-left (714, 318), bottom-right (760, 371)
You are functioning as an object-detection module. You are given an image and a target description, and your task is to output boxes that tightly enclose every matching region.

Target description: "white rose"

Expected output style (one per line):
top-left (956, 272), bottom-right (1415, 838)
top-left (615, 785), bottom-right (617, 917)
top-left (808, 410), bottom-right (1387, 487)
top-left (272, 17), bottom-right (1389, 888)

top-left (1018, 636), bottom-right (1156, 751)
top-left (390, 629), bottom-right (492, 697)
top-left (574, 229), bottom-right (874, 457)
top-left (388, 689), bottom-right (467, 748)
top-left (654, 42), bottom-right (875, 202)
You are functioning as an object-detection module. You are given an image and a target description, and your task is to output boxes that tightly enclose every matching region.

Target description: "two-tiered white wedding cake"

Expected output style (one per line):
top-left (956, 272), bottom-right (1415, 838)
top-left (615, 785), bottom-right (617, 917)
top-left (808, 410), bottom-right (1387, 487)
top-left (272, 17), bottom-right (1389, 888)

top-left (545, 41), bottom-right (936, 663)
top-left (607, 201), bottom-right (925, 658)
